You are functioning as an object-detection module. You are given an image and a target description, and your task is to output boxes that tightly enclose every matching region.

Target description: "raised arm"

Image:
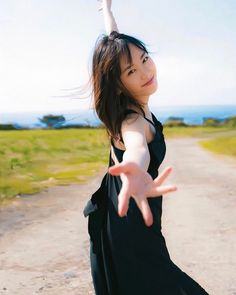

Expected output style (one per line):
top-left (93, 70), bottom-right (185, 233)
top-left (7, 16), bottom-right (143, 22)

top-left (98, 0), bottom-right (119, 34)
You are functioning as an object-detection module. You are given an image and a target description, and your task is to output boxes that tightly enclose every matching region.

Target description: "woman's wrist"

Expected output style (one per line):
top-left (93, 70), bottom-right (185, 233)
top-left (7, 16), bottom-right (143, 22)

top-left (102, 5), bottom-right (111, 12)
top-left (123, 150), bottom-right (150, 172)
top-left (102, 0), bottom-right (112, 11)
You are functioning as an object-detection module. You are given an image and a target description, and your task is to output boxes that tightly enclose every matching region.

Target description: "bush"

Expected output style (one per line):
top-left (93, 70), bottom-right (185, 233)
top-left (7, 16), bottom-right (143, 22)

top-left (0, 124), bottom-right (17, 130)
top-left (223, 116), bottom-right (236, 127)
top-left (164, 117), bottom-right (187, 127)
top-left (202, 117), bottom-right (222, 127)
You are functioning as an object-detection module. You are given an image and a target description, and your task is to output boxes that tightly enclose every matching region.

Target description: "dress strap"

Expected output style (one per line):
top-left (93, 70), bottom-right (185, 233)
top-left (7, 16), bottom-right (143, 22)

top-left (124, 109), bottom-right (155, 128)
top-left (143, 115), bottom-right (155, 128)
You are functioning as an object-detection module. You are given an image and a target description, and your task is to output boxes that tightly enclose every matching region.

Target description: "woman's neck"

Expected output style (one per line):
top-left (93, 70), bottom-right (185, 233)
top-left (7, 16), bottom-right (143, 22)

top-left (127, 98), bottom-right (152, 118)
top-left (142, 103), bottom-right (152, 118)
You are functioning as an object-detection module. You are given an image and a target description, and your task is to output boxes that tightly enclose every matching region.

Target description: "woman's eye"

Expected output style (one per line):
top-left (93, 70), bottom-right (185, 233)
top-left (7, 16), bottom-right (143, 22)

top-left (143, 56), bottom-right (149, 63)
top-left (128, 69), bottom-right (136, 76)
top-left (127, 56), bottom-right (149, 76)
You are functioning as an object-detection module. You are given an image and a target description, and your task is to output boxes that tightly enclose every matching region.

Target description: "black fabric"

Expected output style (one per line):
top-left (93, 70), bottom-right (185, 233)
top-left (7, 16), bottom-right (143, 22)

top-left (83, 111), bottom-right (209, 295)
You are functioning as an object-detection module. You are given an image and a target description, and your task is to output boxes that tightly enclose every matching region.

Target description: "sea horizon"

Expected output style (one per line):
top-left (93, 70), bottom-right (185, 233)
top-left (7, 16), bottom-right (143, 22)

top-left (1, 104), bottom-right (236, 128)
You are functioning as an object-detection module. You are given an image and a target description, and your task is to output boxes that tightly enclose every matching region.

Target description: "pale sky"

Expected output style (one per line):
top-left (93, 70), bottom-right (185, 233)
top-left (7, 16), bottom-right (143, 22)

top-left (0, 0), bottom-right (235, 114)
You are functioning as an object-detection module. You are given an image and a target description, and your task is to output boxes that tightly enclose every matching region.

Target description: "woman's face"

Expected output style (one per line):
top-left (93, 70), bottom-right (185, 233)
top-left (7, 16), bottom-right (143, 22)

top-left (119, 43), bottom-right (158, 103)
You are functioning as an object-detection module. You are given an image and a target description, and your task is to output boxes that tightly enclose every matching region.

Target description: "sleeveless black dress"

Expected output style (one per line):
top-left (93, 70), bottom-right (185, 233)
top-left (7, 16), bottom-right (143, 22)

top-left (83, 110), bottom-right (209, 295)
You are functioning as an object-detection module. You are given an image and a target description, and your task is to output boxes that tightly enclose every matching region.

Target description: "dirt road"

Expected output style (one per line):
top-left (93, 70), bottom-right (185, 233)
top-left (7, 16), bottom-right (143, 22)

top-left (0, 136), bottom-right (236, 295)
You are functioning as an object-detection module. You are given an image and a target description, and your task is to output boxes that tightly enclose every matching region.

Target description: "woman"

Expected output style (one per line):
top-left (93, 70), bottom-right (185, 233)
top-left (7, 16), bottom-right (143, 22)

top-left (83, 1), bottom-right (209, 294)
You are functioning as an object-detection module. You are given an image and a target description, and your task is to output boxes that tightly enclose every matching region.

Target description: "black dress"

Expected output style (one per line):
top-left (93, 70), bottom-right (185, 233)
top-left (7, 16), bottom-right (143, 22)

top-left (83, 110), bottom-right (209, 295)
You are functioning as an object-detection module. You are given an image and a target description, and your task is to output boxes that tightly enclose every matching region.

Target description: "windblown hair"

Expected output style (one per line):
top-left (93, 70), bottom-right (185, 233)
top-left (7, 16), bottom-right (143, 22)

top-left (91, 31), bottom-right (149, 143)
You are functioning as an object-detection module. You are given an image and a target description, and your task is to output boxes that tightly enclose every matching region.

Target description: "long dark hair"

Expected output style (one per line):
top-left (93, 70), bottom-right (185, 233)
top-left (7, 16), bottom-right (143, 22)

top-left (91, 31), bottom-right (149, 143)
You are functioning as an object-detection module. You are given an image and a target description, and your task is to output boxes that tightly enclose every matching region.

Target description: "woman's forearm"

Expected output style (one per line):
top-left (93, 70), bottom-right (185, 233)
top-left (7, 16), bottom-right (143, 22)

top-left (122, 146), bottom-right (150, 172)
top-left (102, 2), bottom-right (119, 34)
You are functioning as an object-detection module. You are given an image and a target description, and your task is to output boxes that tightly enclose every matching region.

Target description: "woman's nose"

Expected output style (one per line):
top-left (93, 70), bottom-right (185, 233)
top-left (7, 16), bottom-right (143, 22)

top-left (141, 69), bottom-right (151, 80)
top-left (141, 71), bottom-right (150, 81)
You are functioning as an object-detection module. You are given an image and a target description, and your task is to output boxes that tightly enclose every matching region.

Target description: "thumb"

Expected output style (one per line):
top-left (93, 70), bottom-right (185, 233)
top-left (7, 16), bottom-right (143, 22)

top-left (108, 162), bottom-right (130, 175)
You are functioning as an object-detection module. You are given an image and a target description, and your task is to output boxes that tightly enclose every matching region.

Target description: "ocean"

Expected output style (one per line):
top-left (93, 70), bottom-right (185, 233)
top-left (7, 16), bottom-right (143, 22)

top-left (0, 104), bottom-right (236, 129)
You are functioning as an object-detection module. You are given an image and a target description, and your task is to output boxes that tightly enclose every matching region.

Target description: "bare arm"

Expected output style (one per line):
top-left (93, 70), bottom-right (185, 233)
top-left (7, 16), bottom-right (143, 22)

top-left (121, 115), bottom-right (150, 171)
top-left (109, 114), bottom-right (177, 226)
top-left (98, 0), bottom-right (119, 34)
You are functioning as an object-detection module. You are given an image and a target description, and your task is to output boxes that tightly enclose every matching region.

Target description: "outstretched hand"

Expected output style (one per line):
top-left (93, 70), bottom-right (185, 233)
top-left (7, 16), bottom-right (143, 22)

top-left (108, 163), bottom-right (177, 227)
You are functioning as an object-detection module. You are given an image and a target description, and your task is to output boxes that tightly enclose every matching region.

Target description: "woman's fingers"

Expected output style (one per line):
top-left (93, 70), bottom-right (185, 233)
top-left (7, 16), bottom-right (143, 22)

top-left (109, 163), bottom-right (177, 224)
top-left (108, 162), bottom-right (130, 176)
top-left (118, 186), bottom-right (154, 227)
top-left (153, 166), bottom-right (173, 186)
top-left (148, 184), bottom-right (177, 197)
top-left (108, 162), bottom-right (137, 176)
top-left (108, 164), bottom-right (124, 176)
top-left (136, 197), bottom-right (153, 227)
top-left (97, 0), bottom-right (103, 11)
top-left (117, 181), bottom-right (130, 217)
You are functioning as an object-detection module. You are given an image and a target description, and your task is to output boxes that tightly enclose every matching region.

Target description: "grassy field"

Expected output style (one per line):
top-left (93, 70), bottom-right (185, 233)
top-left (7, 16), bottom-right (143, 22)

top-left (0, 128), bottom-right (109, 205)
top-left (163, 125), bottom-right (235, 138)
top-left (163, 125), bottom-right (236, 157)
top-left (199, 136), bottom-right (236, 157)
top-left (0, 126), bottom-right (235, 204)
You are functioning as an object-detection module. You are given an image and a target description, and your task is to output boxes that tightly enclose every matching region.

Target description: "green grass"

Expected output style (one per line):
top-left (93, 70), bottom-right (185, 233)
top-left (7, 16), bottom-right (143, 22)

top-left (163, 125), bottom-right (236, 159)
top-left (162, 125), bottom-right (234, 138)
top-left (0, 128), bottom-right (109, 204)
top-left (1, 125), bottom-right (235, 205)
top-left (199, 136), bottom-right (236, 157)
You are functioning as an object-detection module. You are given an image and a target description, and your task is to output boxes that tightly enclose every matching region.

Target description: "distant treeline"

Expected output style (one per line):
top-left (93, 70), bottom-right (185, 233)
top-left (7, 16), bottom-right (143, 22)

top-left (1, 114), bottom-right (236, 130)
top-left (163, 115), bottom-right (236, 128)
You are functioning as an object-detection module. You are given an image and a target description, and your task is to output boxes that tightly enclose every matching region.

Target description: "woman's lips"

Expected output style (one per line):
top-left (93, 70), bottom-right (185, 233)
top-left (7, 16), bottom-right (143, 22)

top-left (142, 76), bottom-right (154, 87)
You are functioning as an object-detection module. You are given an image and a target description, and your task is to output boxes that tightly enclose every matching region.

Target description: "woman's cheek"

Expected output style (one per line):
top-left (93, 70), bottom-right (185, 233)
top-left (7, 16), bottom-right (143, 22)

top-left (127, 78), bottom-right (138, 94)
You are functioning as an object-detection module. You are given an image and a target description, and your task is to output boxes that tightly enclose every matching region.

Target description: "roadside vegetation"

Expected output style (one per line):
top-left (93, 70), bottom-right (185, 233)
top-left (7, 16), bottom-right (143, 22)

top-left (0, 115), bottom-right (235, 205)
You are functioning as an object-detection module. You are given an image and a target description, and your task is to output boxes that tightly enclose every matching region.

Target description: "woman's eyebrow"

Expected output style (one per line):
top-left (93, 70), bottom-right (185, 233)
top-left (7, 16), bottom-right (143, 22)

top-left (122, 51), bottom-right (146, 73)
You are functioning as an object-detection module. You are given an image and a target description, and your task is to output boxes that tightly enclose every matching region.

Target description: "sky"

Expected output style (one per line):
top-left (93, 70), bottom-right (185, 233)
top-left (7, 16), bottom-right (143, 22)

top-left (0, 0), bottom-right (235, 114)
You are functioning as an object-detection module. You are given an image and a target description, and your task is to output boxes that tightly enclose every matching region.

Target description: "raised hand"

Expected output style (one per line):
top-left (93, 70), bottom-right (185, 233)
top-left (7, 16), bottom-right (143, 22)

top-left (97, 0), bottom-right (112, 11)
top-left (108, 163), bottom-right (177, 227)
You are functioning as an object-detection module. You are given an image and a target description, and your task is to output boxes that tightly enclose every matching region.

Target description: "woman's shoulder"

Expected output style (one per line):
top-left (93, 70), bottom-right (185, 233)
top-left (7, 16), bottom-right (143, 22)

top-left (121, 108), bottom-right (156, 144)
top-left (123, 107), bottom-right (156, 128)
top-left (122, 108), bottom-right (146, 130)
top-left (122, 107), bottom-right (147, 125)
